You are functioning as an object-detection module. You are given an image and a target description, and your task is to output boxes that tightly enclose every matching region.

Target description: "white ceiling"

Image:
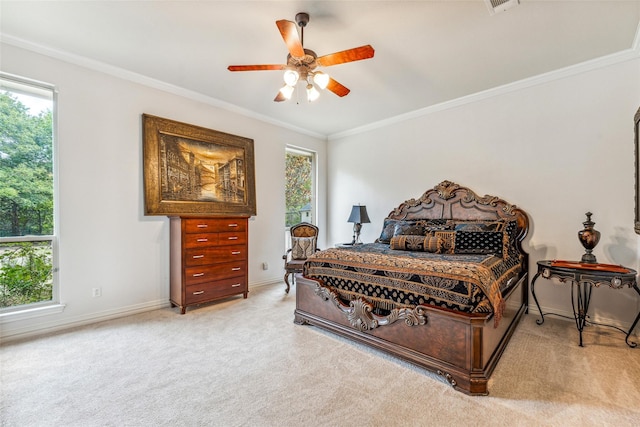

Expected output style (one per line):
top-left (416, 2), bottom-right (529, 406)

top-left (2, 1), bottom-right (639, 138)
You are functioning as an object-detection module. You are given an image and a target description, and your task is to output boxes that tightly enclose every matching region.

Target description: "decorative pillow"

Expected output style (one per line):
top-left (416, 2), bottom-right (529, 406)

top-left (377, 218), bottom-right (398, 243)
top-left (390, 230), bottom-right (503, 256)
top-left (448, 230), bottom-right (504, 256)
top-left (390, 234), bottom-right (439, 252)
top-left (393, 220), bottom-right (426, 237)
top-left (378, 218), bottom-right (455, 243)
top-left (291, 236), bottom-right (316, 260)
top-left (451, 220), bottom-right (507, 232)
top-left (424, 219), bottom-right (454, 232)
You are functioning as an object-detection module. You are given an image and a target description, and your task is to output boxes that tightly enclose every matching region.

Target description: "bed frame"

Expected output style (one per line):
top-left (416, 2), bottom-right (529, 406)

top-left (294, 180), bottom-right (529, 395)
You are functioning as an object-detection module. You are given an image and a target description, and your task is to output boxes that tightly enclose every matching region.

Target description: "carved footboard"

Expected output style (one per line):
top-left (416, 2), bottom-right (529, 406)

top-left (294, 272), bottom-right (527, 395)
top-left (313, 283), bottom-right (428, 331)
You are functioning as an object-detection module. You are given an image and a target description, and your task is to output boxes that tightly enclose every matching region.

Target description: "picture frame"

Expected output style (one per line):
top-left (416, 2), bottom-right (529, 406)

top-left (635, 106), bottom-right (640, 234)
top-left (142, 114), bottom-right (257, 217)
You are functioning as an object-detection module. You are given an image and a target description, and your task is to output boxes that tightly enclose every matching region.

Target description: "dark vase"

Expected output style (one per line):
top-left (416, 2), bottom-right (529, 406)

top-left (578, 212), bottom-right (600, 263)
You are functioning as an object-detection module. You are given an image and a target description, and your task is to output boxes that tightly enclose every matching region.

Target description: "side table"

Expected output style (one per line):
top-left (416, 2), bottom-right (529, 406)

top-left (531, 260), bottom-right (639, 347)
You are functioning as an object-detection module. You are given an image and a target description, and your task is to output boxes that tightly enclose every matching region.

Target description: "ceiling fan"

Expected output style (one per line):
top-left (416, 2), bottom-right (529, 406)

top-left (227, 12), bottom-right (375, 102)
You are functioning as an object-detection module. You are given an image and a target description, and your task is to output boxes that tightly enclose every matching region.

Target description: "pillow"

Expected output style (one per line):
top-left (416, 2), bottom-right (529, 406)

top-left (377, 218), bottom-right (398, 243)
top-left (390, 234), bottom-right (439, 252)
top-left (447, 230), bottom-right (504, 256)
top-left (378, 218), bottom-right (454, 243)
top-left (291, 236), bottom-right (316, 260)
top-left (451, 220), bottom-right (507, 232)
top-left (393, 220), bottom-right (426, 237)
top-left (390, 230), bottom-right (503, 256)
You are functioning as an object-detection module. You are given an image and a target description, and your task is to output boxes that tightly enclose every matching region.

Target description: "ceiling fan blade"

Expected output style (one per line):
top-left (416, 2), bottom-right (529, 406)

top-left (228, 64), bottom-right (286, 72)
top-left (326, 78), bottom-right (350, 97)
top-left (274, 91), bottom-right (287, 102)
top-left (276, 19), bottom-right (305, 59)
top-left (316, 45), bottom-right (375, 67)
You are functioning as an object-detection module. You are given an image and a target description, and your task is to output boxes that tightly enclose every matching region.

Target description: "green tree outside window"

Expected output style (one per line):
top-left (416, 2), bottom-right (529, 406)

top-left (0, 89), bottom-right (54, 308)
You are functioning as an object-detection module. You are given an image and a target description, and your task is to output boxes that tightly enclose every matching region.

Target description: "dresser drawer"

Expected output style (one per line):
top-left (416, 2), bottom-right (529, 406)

top-left (185, 262), bottom-right (246, 285)
top-left (185, 246), bottom-right (246, 266)
top-left (216, 232), bottom-right (247, 246)
top-left (183, 233), bottom-right (217, 249)
top-left (185, 277), bottom-right (247, 304)
top-left (183, 218), bottom-right (247, 234)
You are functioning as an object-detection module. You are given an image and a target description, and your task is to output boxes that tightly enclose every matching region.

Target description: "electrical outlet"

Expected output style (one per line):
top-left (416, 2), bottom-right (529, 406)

top-left (262, 262), bottom-right (269, 270)
top-left (92, 287), bottom-right (102, 297)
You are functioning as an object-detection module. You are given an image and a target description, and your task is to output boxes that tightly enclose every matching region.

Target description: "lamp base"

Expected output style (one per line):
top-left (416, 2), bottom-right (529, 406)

top-left (351, 222), bottom-right (363, 245)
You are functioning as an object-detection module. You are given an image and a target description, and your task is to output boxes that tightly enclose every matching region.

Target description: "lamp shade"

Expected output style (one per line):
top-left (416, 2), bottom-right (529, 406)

top-left (279, 84), bottom-right (295, 100)
top-left (283, 69), bottom-right (299, 86)
top-left (313, 71), bottom-right (330, 90)
top-left (306, 84), bottom-right (320, 102)
top-left (347, 205), bottom-right (370, 224)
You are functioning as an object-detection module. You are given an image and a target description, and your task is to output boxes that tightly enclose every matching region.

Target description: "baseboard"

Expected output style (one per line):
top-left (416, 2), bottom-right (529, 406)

top-left (1, 280), bottom-right (288, 343)
top-left (527, 303), bottom-right (640, 340)
top-left (0, 299), bottom-right (170, 343)
top-left (249, 278), bottom-right (285, 289)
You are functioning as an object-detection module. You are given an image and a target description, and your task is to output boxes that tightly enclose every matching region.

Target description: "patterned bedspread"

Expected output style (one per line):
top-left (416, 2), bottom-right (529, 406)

top-left (303, 243), bottom-right (524, 326)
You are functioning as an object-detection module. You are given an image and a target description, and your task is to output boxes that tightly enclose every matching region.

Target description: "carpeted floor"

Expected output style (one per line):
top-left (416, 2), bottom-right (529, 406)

top-left (1, 283), bottom-right (639, 427)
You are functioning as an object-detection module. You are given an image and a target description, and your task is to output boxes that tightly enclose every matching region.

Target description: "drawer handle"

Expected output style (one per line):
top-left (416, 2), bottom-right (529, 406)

top-left (192, 290), bottom-right (205, 295)
top-left (228, 236), bottom-right (238, 240)
top-left (231, 267), bottom-right (241, 271)
top-left (231, 283), bottom-right (241, 287)
top-left (231, 251), bottom-right (241, 255)
top-left (192, 273), bottom-right (205, 277)
top-left (228, 223), bottom-right (238, 227)
top-left (192, 255), bottom-right (205, 259)
top-left (196, 224), bottom-right (208, 228)
top-left (196, 238), bottom-right (208, 242)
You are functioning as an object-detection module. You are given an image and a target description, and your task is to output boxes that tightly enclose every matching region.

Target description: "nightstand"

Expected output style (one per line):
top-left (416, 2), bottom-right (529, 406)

top-left (531, 260), bottom-right (639, 347)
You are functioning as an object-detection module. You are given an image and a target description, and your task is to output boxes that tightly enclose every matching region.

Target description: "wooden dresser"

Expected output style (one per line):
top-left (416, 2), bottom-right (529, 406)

top-left (170, 216), bottom-right (248, 314)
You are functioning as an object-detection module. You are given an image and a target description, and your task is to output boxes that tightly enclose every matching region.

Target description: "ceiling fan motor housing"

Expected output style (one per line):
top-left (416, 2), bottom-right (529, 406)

top-left (286, 48), bottom-right (318, 79)
top-left (295, 12), bottom-right (309, 28)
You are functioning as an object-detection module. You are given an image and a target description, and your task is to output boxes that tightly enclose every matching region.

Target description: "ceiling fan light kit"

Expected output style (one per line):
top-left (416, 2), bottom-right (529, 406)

top-left (227, 12), bottom-right (374, 103)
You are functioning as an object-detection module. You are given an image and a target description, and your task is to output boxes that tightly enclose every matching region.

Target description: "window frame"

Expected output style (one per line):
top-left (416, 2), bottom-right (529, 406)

top-left (285, 145), bottom-right (317, 227)
top-left (0, 72), bottom-right (62, 318)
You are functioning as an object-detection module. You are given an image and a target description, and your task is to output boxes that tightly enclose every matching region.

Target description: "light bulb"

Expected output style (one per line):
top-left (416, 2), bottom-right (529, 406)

top-left (283, 69), bottom-right (299, 86)
top-left (313, 72), bottom-right (330, 90)
top-left (306, 84), bottom-right (320, 102)
top-left (279, 84), bottom-right (295, 100)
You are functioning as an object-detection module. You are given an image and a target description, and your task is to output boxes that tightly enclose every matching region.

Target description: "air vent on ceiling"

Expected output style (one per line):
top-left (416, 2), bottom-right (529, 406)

top-left (485, 0), bottom-right (520, 15)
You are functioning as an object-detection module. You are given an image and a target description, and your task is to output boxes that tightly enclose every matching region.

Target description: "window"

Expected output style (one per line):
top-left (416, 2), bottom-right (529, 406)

top-left (285, 147), bottom-right (315, 227)
top-left (0, 73), bottom-right (57, 312)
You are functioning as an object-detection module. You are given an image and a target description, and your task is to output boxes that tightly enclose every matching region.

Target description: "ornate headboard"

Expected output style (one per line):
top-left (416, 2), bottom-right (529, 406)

top-left (386, 180), bottom-right (530, 246)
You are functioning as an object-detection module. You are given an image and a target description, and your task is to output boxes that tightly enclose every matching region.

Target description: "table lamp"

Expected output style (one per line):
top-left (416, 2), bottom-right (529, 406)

top-left (347, 205), bottom-right (370, 245)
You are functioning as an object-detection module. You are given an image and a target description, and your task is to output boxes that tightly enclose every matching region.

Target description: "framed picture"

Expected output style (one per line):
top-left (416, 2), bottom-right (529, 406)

top-left (142, 114), bottom-right (257, 217)
top-left (635, 106), bottom-right (640, 234)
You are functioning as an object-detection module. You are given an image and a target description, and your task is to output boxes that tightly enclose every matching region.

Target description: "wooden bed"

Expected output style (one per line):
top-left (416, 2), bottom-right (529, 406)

top-left (294, 180), bottom-right (529, 395)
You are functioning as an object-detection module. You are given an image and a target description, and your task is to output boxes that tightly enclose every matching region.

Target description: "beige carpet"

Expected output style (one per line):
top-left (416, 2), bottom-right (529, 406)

top-left (1, 283), bottom-right (639, 427)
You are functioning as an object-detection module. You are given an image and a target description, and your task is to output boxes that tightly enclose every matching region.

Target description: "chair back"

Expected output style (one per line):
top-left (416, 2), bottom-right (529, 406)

top-left (288, 222), bottom-right (319, 261)
top-left (290, 222), bottom-right (319, 238)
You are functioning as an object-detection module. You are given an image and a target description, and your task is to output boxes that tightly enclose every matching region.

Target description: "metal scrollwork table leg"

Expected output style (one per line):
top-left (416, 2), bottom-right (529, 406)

top-left (625, 284), bottom-right (640, 348)
top-left (530, 271), bottom-right (545, 325)
top-left (571, 280), bottom-right (593, 347)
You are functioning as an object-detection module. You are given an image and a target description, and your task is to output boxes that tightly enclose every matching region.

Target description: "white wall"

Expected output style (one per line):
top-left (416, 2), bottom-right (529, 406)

top-left (0, 43), bottom-right (327, 339)
top-left (327, 57), bottom-right (640, 331)
top-left (2, 40), bottom-right (639, 341)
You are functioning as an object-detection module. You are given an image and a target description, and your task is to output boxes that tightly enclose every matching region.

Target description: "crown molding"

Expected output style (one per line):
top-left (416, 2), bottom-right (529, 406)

top-left (329, 44), bottom-right (640, 141)
top-left (0, 34), bottom-right (326, 140)
top-left (3, 24), bottom-right (638, 144)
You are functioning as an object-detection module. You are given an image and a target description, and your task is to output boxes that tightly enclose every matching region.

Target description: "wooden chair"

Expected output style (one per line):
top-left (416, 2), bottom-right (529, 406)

top-left (283, 222), bottom-right (319, 293)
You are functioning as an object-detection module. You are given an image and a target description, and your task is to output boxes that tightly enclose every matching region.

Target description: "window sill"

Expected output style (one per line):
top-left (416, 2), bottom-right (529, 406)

top-left (0, 303), bottom-right (66, 323)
